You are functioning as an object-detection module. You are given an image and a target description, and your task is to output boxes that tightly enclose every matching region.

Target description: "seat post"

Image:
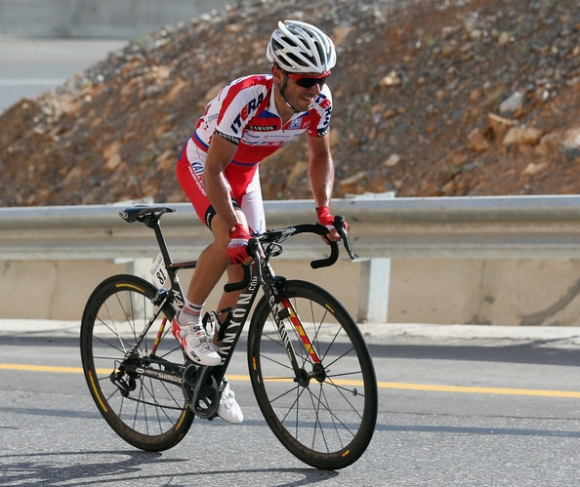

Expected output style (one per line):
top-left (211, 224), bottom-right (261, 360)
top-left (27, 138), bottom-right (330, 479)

top-left (146, 216), bottom-right (173, 267)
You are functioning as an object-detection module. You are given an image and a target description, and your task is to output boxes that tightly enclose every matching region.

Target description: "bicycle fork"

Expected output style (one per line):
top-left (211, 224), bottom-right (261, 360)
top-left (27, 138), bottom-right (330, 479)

top-left (271, 296), bottom-right (326, 386)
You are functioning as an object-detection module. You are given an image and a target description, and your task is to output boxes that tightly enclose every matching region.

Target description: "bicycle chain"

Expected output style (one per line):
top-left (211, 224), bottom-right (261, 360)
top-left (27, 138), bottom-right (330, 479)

top-left (123, 394), bottom-right (188, 411)
top-left (113, 361), bottom-right (215, 415)
top-left (115, 358), bottom-right (191, 412)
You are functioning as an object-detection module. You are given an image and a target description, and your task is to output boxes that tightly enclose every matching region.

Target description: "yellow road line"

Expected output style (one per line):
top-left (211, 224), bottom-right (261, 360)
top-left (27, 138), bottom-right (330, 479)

top-left (0, 363), bottom-right (84, 374)
top-left (376, 381), bottom-right (580, 399)
top-left (2, 364), bottom-right (580, 399)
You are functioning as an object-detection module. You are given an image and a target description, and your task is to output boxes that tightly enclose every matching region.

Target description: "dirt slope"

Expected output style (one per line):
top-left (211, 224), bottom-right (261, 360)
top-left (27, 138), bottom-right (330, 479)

top-left (1, 0), bottom-right (580, 206)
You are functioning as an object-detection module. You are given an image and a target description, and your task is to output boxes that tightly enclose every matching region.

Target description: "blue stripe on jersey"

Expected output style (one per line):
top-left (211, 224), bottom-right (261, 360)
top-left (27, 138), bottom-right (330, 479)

top-left (257, 109), bottom-right (279, 119)
top-left (193, 131), bottom-right (209, 150)
top-left (231, 160), bottom-right (259, 167)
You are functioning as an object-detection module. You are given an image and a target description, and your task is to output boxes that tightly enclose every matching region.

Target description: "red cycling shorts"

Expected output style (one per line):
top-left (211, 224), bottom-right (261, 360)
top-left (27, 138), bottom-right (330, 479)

top-left (176, 139), bottom-right (265, 235)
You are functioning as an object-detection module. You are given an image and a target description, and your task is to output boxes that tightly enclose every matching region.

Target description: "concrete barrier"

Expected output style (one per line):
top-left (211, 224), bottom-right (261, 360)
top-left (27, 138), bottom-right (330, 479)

top-left (4, 195), bottom-right (580, 326)
top-left (3, 255), bottom-right (580, 327)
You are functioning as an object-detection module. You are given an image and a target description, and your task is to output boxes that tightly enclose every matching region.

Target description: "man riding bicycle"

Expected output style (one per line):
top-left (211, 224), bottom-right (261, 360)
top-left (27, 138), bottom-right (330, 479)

top-left (173, 19), bottom-right (347, 424)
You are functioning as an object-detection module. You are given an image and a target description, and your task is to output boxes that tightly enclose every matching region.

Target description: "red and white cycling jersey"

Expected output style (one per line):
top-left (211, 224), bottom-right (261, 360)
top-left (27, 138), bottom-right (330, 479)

top-left (194, 74), bottom-right (332, 160)
top-left (177, 74), bottom-right (333, 232)
top-left (180, 74), bottom-right (332, 186)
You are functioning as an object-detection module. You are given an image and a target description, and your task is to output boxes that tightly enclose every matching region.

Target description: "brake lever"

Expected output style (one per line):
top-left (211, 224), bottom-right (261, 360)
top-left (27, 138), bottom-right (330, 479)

top-left (334, 215), bottom-right (355, 261)
top-left (248, 239), bottom-right (266, 285)
top-left (223, 238), bottom-right (263, 293)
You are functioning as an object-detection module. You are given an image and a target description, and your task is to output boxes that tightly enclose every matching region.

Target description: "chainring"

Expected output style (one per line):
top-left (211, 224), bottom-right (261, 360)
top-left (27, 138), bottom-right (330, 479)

top-left (182, 362), bottom-right (220, 419)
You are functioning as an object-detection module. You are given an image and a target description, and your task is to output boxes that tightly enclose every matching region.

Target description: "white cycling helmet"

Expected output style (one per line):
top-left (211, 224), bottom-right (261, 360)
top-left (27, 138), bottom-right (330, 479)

top-left (266, 20), bottom-right (336, 74)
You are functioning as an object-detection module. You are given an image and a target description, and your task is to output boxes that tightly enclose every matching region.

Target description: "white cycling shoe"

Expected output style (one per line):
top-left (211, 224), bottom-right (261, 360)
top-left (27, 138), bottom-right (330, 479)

top-left (171, 319), bottom-right (221, 366)
top-left (217, 378), bottom-right (243, 424)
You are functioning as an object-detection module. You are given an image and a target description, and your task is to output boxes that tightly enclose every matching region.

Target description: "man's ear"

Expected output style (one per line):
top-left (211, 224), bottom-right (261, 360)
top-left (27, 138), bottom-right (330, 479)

top-left (271, 64), bottom-right (284, 83)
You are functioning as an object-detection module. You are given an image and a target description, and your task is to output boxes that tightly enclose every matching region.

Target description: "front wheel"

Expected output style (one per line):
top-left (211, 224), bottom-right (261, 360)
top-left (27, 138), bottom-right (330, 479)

top-left (247, 280), bottom-right (378, 470)
top-left (80, 274), bottom-right (194, 451)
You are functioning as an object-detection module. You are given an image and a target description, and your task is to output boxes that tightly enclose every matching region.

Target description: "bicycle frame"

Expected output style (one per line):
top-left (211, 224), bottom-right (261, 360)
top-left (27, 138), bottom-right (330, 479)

top-left (85, 206), bottom-right (377, 468)
top-left (116, 205), bottom-right (355, 420)
top-left (136, 210), bottom-right (316, 396)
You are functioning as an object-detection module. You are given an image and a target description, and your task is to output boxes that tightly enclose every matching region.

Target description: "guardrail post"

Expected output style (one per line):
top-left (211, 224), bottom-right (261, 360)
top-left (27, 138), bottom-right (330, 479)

top-left (351, 192), bottom-right (393, 324)
top-left (358, 258), bottom-right (390, 323)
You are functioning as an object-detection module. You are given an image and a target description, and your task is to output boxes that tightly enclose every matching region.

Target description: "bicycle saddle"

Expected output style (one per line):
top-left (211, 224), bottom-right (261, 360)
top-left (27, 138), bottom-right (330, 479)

top-left (119, 205), bottom-right (175, 223)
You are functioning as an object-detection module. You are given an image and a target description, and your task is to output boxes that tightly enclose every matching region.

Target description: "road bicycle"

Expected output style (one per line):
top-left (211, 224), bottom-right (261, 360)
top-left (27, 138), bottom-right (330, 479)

top-left (80, 205), bottom-right (378, 470)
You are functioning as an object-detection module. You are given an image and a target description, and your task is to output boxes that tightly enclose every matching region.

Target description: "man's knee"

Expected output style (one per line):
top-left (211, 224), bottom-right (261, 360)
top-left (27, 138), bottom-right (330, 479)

top-left (227, 264), bottom-right (245, 281)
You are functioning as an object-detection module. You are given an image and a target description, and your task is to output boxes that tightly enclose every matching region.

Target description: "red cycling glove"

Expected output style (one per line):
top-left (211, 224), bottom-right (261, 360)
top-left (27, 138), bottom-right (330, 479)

top-left (227, 223), bottom-right (251, 265)
top-left (316, 206), bottom-right (348, 233)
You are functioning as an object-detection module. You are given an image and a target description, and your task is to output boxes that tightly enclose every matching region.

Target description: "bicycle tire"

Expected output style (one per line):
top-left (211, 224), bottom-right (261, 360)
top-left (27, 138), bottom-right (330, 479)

top-left (80, 274), bottom-right (194, 451)
top-left (247, 280), bottom-right (378, 470)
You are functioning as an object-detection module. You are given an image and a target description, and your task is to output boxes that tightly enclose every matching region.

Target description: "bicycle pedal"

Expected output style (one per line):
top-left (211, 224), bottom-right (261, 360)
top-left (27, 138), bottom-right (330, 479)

top-left (202, 311), bottom-right (218, 335)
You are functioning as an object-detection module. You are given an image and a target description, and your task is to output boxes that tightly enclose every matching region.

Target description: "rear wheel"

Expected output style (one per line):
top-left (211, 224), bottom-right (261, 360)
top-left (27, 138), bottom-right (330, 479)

top-left (247, 280), bottom-right (378, 469)
top-left (80, 274), bottom-right (194, 451)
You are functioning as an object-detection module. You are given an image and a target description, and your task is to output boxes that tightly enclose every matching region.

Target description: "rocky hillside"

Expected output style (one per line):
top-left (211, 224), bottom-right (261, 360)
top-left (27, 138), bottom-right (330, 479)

top-left (1, 0), bottom-right (580, 206)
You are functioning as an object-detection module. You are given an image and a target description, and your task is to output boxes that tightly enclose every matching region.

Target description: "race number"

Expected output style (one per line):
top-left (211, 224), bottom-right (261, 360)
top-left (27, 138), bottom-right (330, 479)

top-left (150, 254), bottom-right (167, 288)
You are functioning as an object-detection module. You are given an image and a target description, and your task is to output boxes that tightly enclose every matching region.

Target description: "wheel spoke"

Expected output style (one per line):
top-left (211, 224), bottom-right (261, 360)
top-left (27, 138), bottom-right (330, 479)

top-left (80, 275), bottom-right (194, 451)
top-left (248, 280), bottom-right (378, 469)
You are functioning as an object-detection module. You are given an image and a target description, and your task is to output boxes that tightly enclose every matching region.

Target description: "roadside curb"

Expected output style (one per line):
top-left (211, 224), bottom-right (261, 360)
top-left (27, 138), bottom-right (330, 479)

top-left (359, 322), bottom-right (580, 347)
top-left (0, 320), bottom-right (81, 337)
top-left (3, 320), bottom-right (580, 345)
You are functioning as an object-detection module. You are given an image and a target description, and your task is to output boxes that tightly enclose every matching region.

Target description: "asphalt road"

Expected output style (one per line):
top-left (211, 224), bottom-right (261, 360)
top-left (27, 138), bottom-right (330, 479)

top-left (2, 322), bottom-right (580, 486)
top-left (0, 37), bottom-right (127, 113)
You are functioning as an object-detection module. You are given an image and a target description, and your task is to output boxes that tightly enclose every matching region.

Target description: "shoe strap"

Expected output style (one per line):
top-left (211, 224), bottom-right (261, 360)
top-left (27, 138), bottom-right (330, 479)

top-left (179, 323), bottom-right (203, 337)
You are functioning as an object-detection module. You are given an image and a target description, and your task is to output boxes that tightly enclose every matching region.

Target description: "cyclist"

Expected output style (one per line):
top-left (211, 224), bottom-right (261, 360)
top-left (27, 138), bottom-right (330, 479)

top-left (173, 20), bottom-right (346, 424)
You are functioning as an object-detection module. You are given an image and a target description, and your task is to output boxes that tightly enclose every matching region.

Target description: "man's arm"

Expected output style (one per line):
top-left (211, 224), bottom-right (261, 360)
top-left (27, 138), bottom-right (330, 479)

top-left (307, 133), bottom-right (334, 208)
top-left (307, 134), bottom-right (341, 241)
top-left (203, 133), bottom-right (240, 232)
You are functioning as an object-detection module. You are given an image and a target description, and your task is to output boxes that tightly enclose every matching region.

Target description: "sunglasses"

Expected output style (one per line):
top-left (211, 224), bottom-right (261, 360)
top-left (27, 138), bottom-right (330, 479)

top-left (283, 70), bottom-right (331, 89)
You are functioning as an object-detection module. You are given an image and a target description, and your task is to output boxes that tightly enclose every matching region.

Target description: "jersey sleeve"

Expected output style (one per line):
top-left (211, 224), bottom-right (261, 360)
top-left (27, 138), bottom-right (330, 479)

top-left (307, 85), bottom-right (333, 138)
top-left (214, 77), bottom-right (268, 142)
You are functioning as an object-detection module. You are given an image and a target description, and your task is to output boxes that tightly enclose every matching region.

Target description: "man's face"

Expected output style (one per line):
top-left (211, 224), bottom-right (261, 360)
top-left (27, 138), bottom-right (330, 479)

top-left (273, 66), bottom-right (330, 112)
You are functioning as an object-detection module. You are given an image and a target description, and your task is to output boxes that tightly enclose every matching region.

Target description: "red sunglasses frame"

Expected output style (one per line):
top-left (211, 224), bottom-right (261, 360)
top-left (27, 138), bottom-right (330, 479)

top-left (283, 69), bottom-right (331, 88)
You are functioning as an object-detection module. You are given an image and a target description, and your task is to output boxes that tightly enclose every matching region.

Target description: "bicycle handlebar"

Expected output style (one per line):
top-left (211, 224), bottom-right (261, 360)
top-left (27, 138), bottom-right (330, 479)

top-left (117, 206), bottom-right (354, 293)
top-left (223, 216), bottom-right (354, 293)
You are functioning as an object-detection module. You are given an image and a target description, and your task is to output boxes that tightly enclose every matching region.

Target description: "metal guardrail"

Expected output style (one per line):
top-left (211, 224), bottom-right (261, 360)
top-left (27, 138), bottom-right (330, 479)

top-left (1, 194), bottom-right (580, 260)
top-left (2, 194), bottom-right (580, 323)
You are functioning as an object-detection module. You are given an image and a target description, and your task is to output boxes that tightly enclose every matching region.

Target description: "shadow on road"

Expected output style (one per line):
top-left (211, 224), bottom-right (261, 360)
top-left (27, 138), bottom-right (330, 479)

top-left (0, 450), bottom-right (339, 486)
